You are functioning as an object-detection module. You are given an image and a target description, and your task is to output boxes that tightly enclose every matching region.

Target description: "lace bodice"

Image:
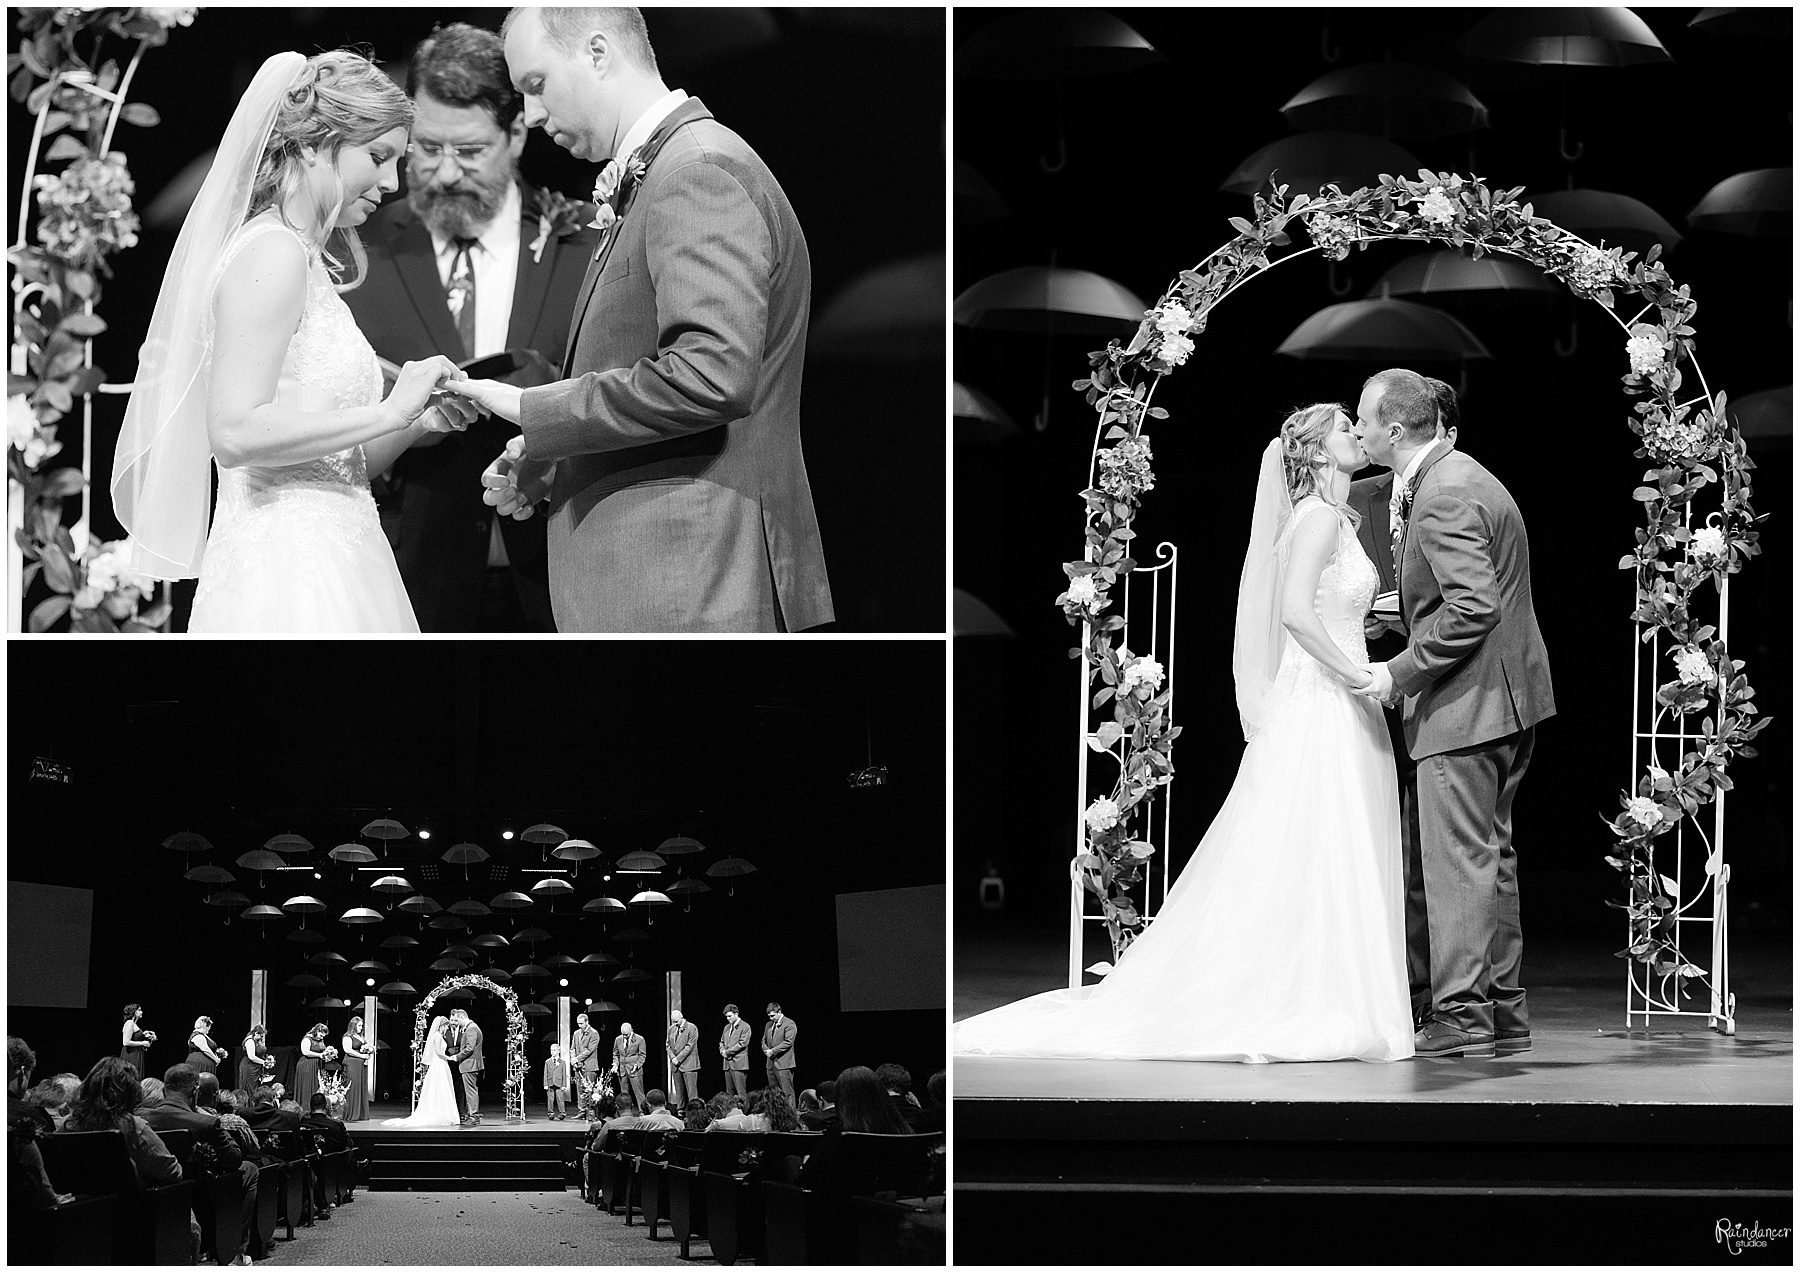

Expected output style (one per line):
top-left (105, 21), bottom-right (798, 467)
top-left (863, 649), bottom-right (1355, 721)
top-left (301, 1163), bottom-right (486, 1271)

top-left (207, 215), bottom-right (381, 496)
top-left (1277, 499), bottom-right (1378, 693)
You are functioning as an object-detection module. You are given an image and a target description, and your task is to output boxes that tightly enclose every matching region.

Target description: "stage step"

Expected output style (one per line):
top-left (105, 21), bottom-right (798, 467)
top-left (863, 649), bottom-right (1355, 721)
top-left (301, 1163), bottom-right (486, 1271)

top-left (367, 1136), bottom-right (573, 1193)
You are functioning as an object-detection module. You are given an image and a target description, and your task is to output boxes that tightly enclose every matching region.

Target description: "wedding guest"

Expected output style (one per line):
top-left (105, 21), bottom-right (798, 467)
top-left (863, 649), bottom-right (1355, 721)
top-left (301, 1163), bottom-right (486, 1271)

top-left (876, 1062), bottom-right (924, 1130)
top-left (244, 1085), bottom-right (301, 1134)
top-left (340, 1017), bottom-right (373, 1123)
top-left (612, 1021), bottom-right (647, 1115)
top-left (719, 1004), bottom-right (750, 1098)
top-left (917, 1070), bottom-right (945, 1134)
top-left (796, 1065), bottom-right (916, 1200)
top-left (761, 1003), bottom-right (798, 1102)
top-left (186, 1016), bottom-right (228, 1077)
top-left (136, 1077), bottom-right (166, 1112)
top-left (120, 1003), bottom-right (155, 1079)
top-left (61, 1057), bottom-right (187, 1186)
top-left (302, 1091), bottom-right (353, 1214)
top-left (7, 1038), bottom-right (40, 1129)
top-left (142, 1064), bottom-right (260, 1264)
top-left (295, 1023), bottom-right (330, 1109)
top-left (762, 1087), bottom-right (803, 1133)
top-left (631, 1088), bottom-right (684, 1131)
top-left (707, 1088), bottom-right (770, 1133)
top-left (682, 1099), bottom-right (711, 1132)
top-left (800, 1079), bottom-right (839, 1132)
top-left (25, 1077), bottom-right (75, 1132)
top-left (238, 1024), bottom-right (274, 1093)
top-left (542, 1042), bottom-right (570, 1121)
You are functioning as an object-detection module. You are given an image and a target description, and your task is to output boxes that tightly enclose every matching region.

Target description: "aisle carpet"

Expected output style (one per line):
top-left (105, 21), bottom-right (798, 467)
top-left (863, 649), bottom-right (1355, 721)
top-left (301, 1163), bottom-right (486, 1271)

top-left (259, 1191), bottom-right (739, 1265)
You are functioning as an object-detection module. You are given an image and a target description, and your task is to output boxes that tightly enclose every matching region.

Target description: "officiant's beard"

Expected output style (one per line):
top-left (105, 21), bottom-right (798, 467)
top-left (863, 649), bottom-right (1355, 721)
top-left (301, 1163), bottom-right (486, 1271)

top-left (409, 167), bottom-right (515, 240)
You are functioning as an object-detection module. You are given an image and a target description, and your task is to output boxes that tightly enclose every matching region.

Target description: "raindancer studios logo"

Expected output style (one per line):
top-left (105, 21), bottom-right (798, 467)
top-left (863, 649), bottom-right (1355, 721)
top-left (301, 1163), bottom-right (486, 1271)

top-left (1715, 1219), bottom-right (1791, 1256)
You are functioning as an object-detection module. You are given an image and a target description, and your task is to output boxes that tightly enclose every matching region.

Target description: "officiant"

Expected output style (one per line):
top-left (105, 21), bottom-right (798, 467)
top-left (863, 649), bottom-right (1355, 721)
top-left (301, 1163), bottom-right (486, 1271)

top-left (343, 21), bottom-right (600, 632)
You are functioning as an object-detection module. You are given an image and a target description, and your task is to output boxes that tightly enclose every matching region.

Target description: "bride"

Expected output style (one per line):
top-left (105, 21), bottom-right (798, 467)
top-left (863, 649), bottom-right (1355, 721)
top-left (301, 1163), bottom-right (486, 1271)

top-left (955, 404), bottom-right (1414, 1063)
top-left (382, 1015), bottom-right (462, 1127)
top-left (110, 50), bottom-right (476, 631)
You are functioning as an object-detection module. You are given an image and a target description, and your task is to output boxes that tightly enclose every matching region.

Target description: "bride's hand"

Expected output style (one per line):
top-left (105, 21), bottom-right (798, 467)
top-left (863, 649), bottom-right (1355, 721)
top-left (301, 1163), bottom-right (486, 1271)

top-left (383, 356), bottom-right (465, 429)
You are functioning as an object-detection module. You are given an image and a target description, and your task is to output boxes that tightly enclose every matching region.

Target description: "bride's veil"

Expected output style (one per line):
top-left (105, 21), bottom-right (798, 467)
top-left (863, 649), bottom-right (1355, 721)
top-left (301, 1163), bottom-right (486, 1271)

top-left (1233, 438), bottom-right (1295, 739)
top-left (110, 51), bottom-right (306, 580)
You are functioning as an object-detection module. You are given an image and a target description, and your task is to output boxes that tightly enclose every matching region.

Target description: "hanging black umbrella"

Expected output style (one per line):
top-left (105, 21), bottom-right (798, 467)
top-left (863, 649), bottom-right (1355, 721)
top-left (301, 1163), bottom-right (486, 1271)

top-left (361, 819), bottom-right (409, 847)
top-left (285, 973), bottom-right (325, 990)
top-left (954, 381), bottom-right (1021, 445)
top-left (329, 843), bottom-right (377, 865)
top-left (439, 944), bottom-right (478, 961)
top-left (1727, 386), bottom-right (1791, 442)
top-left (378, 981), bottom-right (417, 996)
top-left (584, 999), bottom-right (622, 1014)
top-left (543, 954), bottom-right (579, 970)
top-left (1528, 189), bottom-right (1683, 258)
top-left (512, 964), bottom-right (551, 982)
top-left (954, 158), bottom-right (1013, 225)
top-left (521, 1003), bottom-right (551, 1018)
top-left (581, 951), bottom-right (621, 968)
top-left (429, 957), bottom-right (469, 972)
top-left (1281, 62), bottom-right (1490, 139)
top-left (448, 899), bottom-right (491, 917)
top-left (441, 843), bottom-right (489, 880)
top-left (612, 968), bottom-right (653, 984)
top-left (531, 878), bottom-right (575, 911)
top-left (1458, 8), bottom-right (1673, 66)
top-left (353, 960), bottom-right (392, 975)
top-left (666, 878), bottom-right (713, 913)
top-left (186, 865), bottom-right (235, 885)
top-left (492, 891), bottom-right (533, 911)
top-left (955, 10), bottom-right (1164, 80)
top-left (1275, 298), bottom-right (1493, 362)
top-left (241, 903), bottom-right (282, 936)
top-left (520, 823), bottom-right (568, 846)
top-left (308, 996), bottom-right (350, 1010)
top-left (470, 932), bottom-right (510, 949)
top-left (954, 588), bottom-right (1017, 639)
top-left (164, 832), bottom-right (213, 855)
top-left (379, 934), bottom-right (420, 951)
top-left (204, 890), bottom-right (249, 911)
top-left (287, 926), bottom-right (326, 945)
top-left (1688, 169), bottom-right (1790, 237)
top-left (428, 915), bottom-right (467, 931)
top-left (1221, 131), bottom-right (1424, 202)
top-left (954, 266), bottom-right (1146, 335)
top-left (265, 833), bottom-right (314, 857)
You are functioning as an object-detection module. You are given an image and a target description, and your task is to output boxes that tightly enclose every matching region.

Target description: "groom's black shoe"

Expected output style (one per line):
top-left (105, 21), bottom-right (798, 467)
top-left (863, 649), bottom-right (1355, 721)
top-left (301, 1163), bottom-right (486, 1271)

top-left (1493, 1029), bottom-right (1532, 1055)
top-left (1414, 1018), bottom-right (1496, 1058)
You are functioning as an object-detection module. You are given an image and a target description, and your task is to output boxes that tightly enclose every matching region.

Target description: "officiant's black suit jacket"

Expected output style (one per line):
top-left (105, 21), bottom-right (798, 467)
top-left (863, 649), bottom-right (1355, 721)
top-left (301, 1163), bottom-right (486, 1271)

top-left (344, 185), bottom-right (600, 632)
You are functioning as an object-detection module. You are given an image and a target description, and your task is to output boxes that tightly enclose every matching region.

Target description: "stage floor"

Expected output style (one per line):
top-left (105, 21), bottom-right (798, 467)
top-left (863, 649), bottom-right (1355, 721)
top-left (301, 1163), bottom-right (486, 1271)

top-left (346, 1105), bottom-right (592, 1135)
top-left (955, 927), bottom-right (1791, 1115)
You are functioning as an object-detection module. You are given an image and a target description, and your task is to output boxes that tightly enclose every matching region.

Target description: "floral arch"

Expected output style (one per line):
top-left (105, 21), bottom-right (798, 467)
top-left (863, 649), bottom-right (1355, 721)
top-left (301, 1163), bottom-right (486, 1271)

top-left (411, 973), bottom-right (530, 1122)
top-left (1060, 170), bottom-right (1766, 1010)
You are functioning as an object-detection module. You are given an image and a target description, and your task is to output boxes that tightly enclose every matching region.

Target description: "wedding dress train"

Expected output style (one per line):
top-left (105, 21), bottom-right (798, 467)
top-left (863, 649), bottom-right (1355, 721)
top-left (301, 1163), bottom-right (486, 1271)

top-left (382, 1026), bottom-right (462, 1126)
top-left (954, 501), bottom-right (1413, 1063)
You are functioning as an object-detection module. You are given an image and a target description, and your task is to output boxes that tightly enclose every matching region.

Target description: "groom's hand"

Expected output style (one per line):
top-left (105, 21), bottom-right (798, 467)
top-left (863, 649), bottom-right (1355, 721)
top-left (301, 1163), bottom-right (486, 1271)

top-left (445, 376), bottom-right (523, 425)
top-left (1353, 662), bottom-right (1397, 705)
top-left (481, 436), bottom-right (550, 520)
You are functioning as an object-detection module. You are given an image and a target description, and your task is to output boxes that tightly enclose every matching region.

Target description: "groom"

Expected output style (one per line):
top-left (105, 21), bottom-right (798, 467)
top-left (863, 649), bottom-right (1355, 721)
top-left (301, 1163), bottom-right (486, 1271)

top-left (448, 1008), bottom-right (484, 1125)
top-left (1352, 368), bottom-right (1555, 1059)
top-left (459, 6), bottom-right (834, 633)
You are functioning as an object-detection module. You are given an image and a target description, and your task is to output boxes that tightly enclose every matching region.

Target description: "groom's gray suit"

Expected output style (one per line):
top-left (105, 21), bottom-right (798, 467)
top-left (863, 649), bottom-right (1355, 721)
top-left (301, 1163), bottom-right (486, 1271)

top-left (451, 1020), bottom-right (483, 1122)
top-left (1385, 440), bottom-right (1555, 1039)
top-left (518, 97), bottom-right (833, 633)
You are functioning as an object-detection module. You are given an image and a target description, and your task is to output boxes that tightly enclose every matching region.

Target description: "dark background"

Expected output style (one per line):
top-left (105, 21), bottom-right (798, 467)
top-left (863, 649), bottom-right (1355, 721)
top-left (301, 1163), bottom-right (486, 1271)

top-left (8, 6), bottom-right (946, 632)
top-left (954, 10), bottom-right (1791, 943)
top-left (9, 640), bottom-right (946, 1103)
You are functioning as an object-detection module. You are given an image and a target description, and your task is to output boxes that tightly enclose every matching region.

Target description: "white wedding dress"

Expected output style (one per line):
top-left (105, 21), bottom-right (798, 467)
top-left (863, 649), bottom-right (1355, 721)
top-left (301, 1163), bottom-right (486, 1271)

top-left (382, 1026), bottom-right (462, 1126)
top-left (187, 215), bottom-right (419, 632)
top-left (955, 500), bottom-right (1414, 1063)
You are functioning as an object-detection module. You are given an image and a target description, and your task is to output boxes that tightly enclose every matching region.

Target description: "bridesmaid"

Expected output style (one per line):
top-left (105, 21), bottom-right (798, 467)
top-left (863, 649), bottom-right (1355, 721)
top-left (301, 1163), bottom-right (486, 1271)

top-left (340, 1017), bottom-right (373, 1122)
top-left (295, 1023), bottom-right (329, 1109)
top-left (185, 1016), bottom-right (228, 1077)
top-left (119, 1004), bottom-right (154, 1079)
top-left (238, 1024), bottom-right (274, 1092)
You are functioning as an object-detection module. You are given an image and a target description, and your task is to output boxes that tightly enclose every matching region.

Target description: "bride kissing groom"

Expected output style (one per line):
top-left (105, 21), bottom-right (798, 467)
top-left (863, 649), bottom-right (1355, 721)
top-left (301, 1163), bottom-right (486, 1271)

top-left (956, 367), bottom-right (1553, 1064)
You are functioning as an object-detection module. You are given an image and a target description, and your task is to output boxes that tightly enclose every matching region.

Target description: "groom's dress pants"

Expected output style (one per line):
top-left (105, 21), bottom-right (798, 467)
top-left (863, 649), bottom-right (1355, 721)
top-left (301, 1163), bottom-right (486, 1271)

top-left (462, 1068), bottom-right (480, 1119)
top-left (447, 1060), bottom-right (467, 1119)
top-left (1418, 726), bottom-right (1535, 1037)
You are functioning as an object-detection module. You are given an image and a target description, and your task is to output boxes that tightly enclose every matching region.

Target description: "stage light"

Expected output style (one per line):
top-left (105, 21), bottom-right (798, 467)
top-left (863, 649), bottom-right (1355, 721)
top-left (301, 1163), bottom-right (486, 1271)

top-left (419, 829), bottom-right (431, 840)
top-left (366, 978), bottom-right (376, 987)
top-left (313, 871), bottom-right (322, 880)
top-left (502, 830), bottom-right (514, 840)
top-left (603, 873), bottom-right (611, 882)
top-left (559, 978), bottom-right (569, 987)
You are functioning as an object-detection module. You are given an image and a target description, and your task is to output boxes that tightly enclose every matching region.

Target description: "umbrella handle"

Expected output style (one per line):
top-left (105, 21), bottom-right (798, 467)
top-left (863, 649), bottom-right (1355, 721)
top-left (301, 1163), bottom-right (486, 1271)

top-left (1320, 21), bottom-right (1341, 63)
top-left (1326, 261), bottom-right (1354, 298)
top-left (1039, 133), bottom-right (1066, 175)
top-left (1554, 314), bottom-right (1579, 359)
top-left (1558, 127), bottom-right (1584, 164)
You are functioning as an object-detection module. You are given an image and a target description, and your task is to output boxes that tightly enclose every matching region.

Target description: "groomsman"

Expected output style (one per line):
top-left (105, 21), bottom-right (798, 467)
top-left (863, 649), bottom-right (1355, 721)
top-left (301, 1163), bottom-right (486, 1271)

top-left (666, 1010), bottom-right (700, 1108)
top-left (569, 1013), bottom-right (602, 1116)
top-left (612, 1022), bottom-right (648, 1115)
top-left (761, 1002), bottom-right (797, 1102)
top-left (719, 1005), bottom-right (750, 1098)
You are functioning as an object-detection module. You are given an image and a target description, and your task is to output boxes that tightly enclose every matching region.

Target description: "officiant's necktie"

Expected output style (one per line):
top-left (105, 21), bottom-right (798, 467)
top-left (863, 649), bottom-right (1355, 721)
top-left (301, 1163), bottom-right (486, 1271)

top-left (447, 237), bottom-right (479, 360)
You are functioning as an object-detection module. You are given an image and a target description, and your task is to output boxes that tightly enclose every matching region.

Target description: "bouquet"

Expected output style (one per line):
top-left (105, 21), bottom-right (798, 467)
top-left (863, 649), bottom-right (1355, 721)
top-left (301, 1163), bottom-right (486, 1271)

top-left (321, 1046), bottom-right (339, 1063)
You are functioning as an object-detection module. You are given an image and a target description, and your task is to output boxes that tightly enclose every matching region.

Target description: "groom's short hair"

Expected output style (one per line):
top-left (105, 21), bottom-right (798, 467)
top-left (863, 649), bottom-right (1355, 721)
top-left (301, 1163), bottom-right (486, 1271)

top-left (410, 22), bottom-right (522, 131)
top-left (1364, 368), bottom-right (1438, 442)
top-left (513, 7), bottom-right (660, 76)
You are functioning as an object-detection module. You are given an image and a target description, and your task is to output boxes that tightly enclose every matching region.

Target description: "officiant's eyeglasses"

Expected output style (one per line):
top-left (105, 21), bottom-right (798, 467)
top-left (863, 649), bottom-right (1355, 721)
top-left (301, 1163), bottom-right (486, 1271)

top-left (408, 139), bottom-right (498, 170)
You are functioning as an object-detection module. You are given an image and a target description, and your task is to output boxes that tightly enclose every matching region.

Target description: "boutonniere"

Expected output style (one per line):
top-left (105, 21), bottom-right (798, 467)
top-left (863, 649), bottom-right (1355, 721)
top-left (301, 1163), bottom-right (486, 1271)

top-left (526, 187), bottom-right (586, 264)
top-left (589, 151), bottom-right (651, 259)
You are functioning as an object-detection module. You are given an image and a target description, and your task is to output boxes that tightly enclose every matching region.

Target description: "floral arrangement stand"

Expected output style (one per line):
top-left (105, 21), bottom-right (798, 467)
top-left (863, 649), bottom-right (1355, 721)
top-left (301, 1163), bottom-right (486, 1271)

top-left (1058, 171), bottom-right (1765, 1033)
top-left (413, 974), bottom-right (530, 1122)
top-left (316, 1068), bottom-right (349, 1121)
top-left (8, 6), bottom-right (193, 632)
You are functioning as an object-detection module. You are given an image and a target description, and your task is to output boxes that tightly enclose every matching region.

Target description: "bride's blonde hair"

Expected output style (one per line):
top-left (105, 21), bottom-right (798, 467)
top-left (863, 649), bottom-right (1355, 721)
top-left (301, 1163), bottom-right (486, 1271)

top-left (1280, 402), bottom-right (1360, 529)
top-left (247, 49), bottom-right (411, 291)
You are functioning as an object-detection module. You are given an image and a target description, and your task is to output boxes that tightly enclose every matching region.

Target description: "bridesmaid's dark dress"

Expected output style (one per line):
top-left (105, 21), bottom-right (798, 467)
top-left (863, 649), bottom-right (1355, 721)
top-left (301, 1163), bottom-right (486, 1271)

top-left (185, 1032), bottom-right (220, 1077)
top-left (341, 1034), bottom-right (368, 1122)
top-left (238, 1039), bottom-right (272, 1094)
top-left (295, 1039), bottom-right (324, 1109)
top-left (120, 1024), bottom-right (150, 1079)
